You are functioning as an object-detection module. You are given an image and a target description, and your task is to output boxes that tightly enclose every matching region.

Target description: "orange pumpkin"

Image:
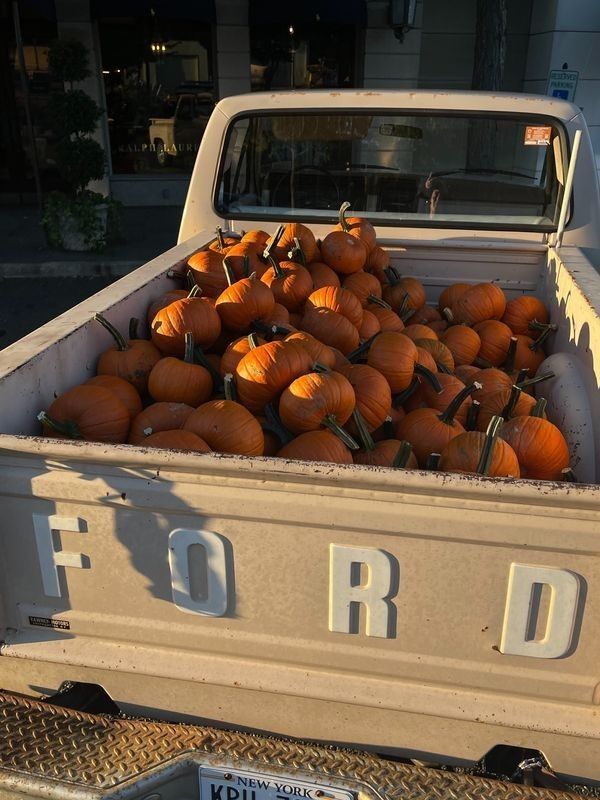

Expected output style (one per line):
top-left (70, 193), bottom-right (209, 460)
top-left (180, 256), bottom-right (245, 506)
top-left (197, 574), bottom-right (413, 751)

top-left (301, 307), bottom-right (360, 355)
top-left (276, 430), bottom-right (353, 464)
top-left (39, 385), bottom-right (130, 444)
top-left (357, 309), bottom-right (381, 340)
top-left (305, 286), bottom-right (363, 328)
top-left (320, 230), bottom-right (366, 274)
top-left (439, 417), bottom-right (520, 477)
top-left (279, 371), bottom-right (357, 447)
top-left (148, 332), bottom-right (213, 407)
top-left (235, 339), bottom-right (313, 413)
top-left (183, 396), bottom-right (264, 457)
top-left (284, 331), bottom-right (336, 369)
top-left (440, 326), bottom-right (481, 366)
top-left (187, 249), bottom-right (228, 297)
top-left (215, 270), bottom-right (275, 333)
top-left (306, 261), bottom-right (341, 290)
top-left (260, 255), bottom-right (313, 312)
top-left (85, 374), bottom-right (142, 419)
top-left (500, 404), bottom-right (570, 481)
top-left (342, 271), bottom-right (382, 307)
top-left (334, 202), bottom-right (377, 253)
top-left (95, 314), bottom-right (162, 394)
top-left (151, 288), bottom-right (222, 356)
top-left (339, 363), bottom-right (392, 433)
top-left (448, 282), bottom-right (506, 325)
top-left (129, 402), bottom-right (195, 445)
top-left (395, 382), bottom-right (479, 467)
top-left (473, 320), bottom-right (514, 367)
top-left (143, 429), bottom-right (212, 452)
top-left (501, 296), bottom-right (550, 335)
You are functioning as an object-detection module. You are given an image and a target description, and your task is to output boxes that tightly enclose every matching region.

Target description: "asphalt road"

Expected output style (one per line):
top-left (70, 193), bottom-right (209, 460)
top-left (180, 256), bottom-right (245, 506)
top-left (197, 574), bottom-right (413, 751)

top-left (0, 276), bottom-right (117, 350)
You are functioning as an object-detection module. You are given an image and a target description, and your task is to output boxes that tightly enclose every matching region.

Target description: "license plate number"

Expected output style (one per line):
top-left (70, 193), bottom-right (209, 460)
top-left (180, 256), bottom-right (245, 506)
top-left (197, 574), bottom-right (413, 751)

top-left (199, 768), bottom-right (355, 800)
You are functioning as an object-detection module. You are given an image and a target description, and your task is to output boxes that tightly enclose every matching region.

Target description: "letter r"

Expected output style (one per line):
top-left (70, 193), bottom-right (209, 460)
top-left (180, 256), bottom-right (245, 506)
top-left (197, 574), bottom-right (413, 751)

top-left (329, 544), bottom-right (398, 638)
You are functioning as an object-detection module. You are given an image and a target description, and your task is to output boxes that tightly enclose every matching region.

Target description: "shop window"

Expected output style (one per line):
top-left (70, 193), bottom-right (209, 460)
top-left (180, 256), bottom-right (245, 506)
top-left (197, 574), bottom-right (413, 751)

top-left (99, 17), bottom-right (214, 175)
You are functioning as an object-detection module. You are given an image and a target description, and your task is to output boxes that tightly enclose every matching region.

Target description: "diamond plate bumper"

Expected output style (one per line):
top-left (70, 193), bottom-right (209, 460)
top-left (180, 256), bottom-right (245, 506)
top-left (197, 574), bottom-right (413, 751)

top-left (0, 691), bottom-right (578, 800)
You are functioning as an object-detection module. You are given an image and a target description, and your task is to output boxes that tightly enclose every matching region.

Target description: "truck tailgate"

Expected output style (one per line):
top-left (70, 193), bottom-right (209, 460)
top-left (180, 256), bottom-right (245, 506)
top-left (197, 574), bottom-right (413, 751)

top-left (0, 438), bottom-right (598, 781)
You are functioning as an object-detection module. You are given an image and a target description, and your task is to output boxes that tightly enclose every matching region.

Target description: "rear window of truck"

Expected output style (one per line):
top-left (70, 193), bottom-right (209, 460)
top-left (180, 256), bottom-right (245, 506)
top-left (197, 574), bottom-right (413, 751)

top-left (215, 112), bottom-right (565, 231)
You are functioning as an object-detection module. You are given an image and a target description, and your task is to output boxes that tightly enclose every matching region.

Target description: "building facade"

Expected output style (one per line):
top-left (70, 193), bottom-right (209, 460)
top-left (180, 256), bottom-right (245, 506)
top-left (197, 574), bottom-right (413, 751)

top-left (2, 0), bottom-right (599, 207)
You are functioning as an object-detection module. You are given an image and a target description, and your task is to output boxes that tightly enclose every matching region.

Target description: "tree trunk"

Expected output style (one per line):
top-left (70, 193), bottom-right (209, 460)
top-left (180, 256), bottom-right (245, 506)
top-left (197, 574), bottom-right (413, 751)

top-left (467, 0), bottom-right (508, 171)
top-left (472, 0), bottom-right (507, 91)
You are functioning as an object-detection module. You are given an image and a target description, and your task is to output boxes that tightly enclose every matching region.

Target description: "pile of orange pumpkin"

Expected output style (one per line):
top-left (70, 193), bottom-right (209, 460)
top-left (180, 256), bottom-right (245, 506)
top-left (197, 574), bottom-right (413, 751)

top-left (37, 202), bottom-right (574, 483)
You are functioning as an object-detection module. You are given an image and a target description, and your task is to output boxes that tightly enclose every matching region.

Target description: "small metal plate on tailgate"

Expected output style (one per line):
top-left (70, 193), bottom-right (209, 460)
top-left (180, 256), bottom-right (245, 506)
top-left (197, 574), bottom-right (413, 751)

top-left (199, 768), bottom-right (354, 800)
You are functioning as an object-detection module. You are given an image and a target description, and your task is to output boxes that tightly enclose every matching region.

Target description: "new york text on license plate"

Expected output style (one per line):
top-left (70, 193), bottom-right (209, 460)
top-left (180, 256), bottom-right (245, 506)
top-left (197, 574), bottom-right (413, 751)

top-left (199, 768), bottom-right (355, 800)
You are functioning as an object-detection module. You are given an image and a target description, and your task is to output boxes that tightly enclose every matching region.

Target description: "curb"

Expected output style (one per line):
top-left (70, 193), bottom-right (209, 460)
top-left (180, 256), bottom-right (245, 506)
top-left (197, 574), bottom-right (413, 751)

top-left (0, 261), bottom-right (141, 279)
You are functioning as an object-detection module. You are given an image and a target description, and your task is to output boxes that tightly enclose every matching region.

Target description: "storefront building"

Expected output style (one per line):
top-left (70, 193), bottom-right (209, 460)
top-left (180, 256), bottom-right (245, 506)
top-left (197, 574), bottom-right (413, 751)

top-left (2, 0), bottom-right (599, 207)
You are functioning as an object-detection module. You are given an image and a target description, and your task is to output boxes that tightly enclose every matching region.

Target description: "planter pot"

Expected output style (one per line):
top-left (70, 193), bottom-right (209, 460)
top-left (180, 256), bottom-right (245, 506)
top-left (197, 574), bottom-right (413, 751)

top-left (58, 204), bottom-right (108, 252)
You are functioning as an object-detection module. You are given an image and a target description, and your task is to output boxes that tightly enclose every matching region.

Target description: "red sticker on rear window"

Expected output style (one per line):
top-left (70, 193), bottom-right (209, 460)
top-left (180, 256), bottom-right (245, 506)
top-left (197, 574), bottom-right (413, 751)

top-left (524, 126), bottom-right (552, 145)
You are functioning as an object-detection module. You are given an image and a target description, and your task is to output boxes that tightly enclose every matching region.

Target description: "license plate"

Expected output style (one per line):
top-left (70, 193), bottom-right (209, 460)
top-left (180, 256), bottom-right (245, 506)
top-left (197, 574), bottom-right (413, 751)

top-left (199, 768), bottom-right (355, 800)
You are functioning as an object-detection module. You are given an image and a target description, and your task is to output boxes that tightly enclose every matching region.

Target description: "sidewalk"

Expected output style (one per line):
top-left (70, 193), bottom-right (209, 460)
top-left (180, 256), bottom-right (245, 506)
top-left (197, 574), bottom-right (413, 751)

top-left (0, 205), bottom-right (183, 277)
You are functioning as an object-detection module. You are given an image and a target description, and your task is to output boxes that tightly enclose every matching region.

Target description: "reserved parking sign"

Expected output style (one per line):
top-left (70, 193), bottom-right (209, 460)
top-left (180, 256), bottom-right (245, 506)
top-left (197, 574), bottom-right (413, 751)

top-left (547, 69), bottom-right (579, 102)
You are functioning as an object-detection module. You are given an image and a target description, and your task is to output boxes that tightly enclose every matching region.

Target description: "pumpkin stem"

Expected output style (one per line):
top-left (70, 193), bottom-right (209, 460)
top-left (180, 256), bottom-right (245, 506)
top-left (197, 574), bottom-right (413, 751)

top-left (414, 363), bottom-right (443, 393)
top-left (382, 414), bottom-right (396, 438)
top-left (223, 373), bottom-right (237, 402)
top-left (265, 251), bottom-right (285, 279)
top-left (392, 440), bottom-right (413, 468)
top-left (530, 397), bottom-right (547, 418)
top-left (129, 318), bottom-right (139, 339)
top-left (322, 415), bottom-right (360, 450)
top-left (515, 367), bottom-right (529, 383)
top-left (441, 307), bottom-right (454, 323)
top-left (187, 285), bottom-right (202, 298)
top-left (338, 201), bottom-right (352, 232)
top-left (384, 266), bottom-right (401, 286)
top-left (561, 466), bottom-right (577, 483)
top-left (288, 236), bottom-right (306, 265)
top-left (186, 270), bottom-right (197, 291)
top-left (93, 313), bottom-right (128, 352)
top-left (167, 267), bottom-right (186, 281)
top-left (352, 408), bottom-right (375, 451)
top-left (398, 293), bottom-right (413, 322)
top-left (183, 331), bottom-right (195, 364)
top-left (263, 403), bottom-right (294, 444)
top-left (425, 452), bottom-right (441, 470)
top-left (367, 295), bottom-right (392, 310)
top-left (530, 325), bottom-right (553, 352)
top-left (474, 355), bottom-right (494, 369)
top-left (347, 333), bottom-right (380, 363)
top-left (502, 337), bottom-right (518, 374)
top-left (194, 345), bottom-right (223, 392)
top-left (247, 332), bottom-right (260, 349)
top-left (517, 370), bottom-right (555, 390)
top-left (529, 319), bottom-right (558, 334)
top-left (367, 293), bottom-right (383, 306)
top-left (312, 361), bottom-right (331, 373)
top-left (476, 415), bottom-right (503, 476)
top-left (262, 224), bottom-right (285, 261)
top-left (501, 385), bottom-right (523, 420)
top-left (242, 254), bottom-right (251, 278)
top-left (37, 411), bottom-right (83, 439)
top-left (465, 399), bottom-right (481, 431)
top-left (215, 226), bottom-right (226, 252)
top-left (222, 257), bottom-right (236, 286)
top-left (437, 361), bottom-right (454, 374)
top-left (439, 381), bottom-right (481, 425)
top-left (394, 376), bottom-right (419, 405)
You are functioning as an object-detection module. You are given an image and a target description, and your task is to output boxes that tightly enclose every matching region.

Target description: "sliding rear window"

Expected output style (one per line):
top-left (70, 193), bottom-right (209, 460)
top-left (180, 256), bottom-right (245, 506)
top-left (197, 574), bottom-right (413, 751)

top-left (215, 112), bottom-right (566, 231)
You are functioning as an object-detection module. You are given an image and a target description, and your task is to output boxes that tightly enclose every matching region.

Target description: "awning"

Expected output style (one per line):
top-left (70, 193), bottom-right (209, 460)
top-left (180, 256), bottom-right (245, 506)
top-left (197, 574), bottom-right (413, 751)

top-left (91, 1), bottom-right (216, 22)
top-left (249, 0), bottom-right (367, 26)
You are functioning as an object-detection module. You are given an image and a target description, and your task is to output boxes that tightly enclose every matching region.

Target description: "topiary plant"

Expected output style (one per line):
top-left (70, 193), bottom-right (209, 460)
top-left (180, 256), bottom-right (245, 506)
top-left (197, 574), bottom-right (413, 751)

top-left (42, 39), bottom-right (120, 251)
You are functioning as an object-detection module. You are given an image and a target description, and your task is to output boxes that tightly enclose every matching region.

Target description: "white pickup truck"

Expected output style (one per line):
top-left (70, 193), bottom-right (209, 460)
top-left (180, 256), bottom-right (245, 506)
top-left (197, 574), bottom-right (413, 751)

top-left (0, 90), bottom-right (599, 800)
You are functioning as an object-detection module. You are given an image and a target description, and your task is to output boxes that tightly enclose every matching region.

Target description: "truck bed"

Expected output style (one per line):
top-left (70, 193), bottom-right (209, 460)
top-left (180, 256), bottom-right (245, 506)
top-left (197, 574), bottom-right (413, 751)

top-left (0, 230), bottom-right (599, 782)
